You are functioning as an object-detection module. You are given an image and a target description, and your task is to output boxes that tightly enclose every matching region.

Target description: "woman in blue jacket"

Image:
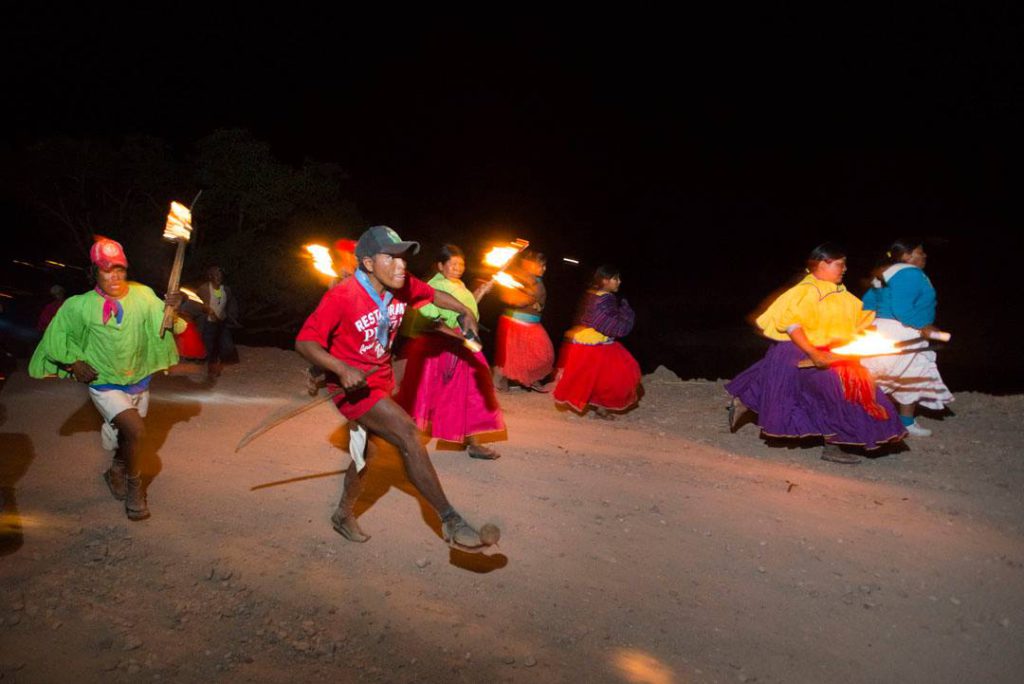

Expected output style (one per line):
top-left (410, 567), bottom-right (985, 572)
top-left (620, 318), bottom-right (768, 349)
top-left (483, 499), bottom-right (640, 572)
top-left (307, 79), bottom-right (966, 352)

top-left (861, 239), bottom-right (953, 436)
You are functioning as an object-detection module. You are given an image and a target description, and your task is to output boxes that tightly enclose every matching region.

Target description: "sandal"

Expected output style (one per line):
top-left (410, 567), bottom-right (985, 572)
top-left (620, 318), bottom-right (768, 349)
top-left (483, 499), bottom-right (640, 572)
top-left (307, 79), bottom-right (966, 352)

top-left (331, 509), bottom-right (371, 542)
top-left (441, 512), bottom-right (488, 553)
top-left (727, 397), bottom-right (748, 432)
top-left (820, 444), bottom-right (861, 465)
top-left (467, 443), bottom-right (501, 460)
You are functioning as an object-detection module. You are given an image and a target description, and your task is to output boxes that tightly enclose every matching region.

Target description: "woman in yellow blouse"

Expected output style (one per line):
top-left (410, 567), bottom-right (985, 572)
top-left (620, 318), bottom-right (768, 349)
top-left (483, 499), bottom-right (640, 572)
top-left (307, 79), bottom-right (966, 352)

top-left (726, 243), bottom-right (906, 463)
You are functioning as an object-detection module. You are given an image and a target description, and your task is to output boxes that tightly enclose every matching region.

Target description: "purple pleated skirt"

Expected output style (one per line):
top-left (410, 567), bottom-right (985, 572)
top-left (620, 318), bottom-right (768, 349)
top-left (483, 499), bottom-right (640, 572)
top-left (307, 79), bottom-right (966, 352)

top-left (725, 341), bottom-right (906, 450)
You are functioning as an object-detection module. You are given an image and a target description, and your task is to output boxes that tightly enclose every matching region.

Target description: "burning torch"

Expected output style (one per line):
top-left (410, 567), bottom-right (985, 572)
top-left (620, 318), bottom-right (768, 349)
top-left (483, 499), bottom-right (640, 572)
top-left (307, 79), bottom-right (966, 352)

top-left (797, 328), bottom-right (951, 368)
top-left (475, 238), bottom-right (530, 303)
top-left (160, 201), bottom-right (194, 337)
top-left (305, 244), bottom-right (338, 279)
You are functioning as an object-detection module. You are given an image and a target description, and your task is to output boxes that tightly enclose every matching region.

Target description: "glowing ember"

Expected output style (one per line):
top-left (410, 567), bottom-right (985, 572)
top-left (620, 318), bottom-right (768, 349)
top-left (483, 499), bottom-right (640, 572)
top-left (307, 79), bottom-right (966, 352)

top-left (493, 272), bottom-right (524, 289)
top-left (832, 331), bottom-right (900, 357)
top-left (484, 246), bottom-right (519, 269)
top-left (305, 244), bottom-right (337, 278)
top-left (179, 287), bottom-right (204, 304)
top-left (163, 201), bottom-right (193, 241)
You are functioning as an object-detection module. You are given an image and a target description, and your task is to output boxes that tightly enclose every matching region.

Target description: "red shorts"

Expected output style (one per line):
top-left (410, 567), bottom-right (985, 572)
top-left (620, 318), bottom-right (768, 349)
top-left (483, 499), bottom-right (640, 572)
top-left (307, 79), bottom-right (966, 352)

top-left (327, 363), bottom-right (395, 421)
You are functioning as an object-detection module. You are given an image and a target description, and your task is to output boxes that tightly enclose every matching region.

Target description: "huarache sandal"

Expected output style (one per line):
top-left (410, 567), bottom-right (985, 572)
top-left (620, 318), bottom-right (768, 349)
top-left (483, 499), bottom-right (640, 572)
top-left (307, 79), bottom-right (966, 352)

top-left (820, 444), bottom-right (861, 464)
top-left (331, 509), bottom-right (371, 543)
top-left (727, 397), bottom-right (748, 432)
top-left (467, 443), bottom-right (501, 460)
top-left (441, 512), bottom-right (488, 553)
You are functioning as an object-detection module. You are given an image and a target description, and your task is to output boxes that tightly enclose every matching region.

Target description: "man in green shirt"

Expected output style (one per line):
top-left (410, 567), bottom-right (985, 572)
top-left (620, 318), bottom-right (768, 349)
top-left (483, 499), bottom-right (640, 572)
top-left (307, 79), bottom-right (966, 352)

top-left (29, 238), bottom-right (183, 521)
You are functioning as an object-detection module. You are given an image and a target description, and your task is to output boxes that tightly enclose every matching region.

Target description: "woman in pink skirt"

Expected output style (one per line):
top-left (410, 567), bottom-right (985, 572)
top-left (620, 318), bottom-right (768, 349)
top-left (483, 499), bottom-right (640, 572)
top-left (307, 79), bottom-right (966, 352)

top-left (395, 244), bottom-right (505, 459)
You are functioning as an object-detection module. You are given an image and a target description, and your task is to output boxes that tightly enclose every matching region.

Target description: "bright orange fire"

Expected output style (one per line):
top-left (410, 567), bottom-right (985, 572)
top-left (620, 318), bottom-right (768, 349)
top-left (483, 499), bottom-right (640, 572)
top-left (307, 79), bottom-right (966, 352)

top-left (163, 201), bottom-right (193, 241)
top-left (483, 246), bottom-right (519, 269)
top-left (832, 330), bottom-right (899, 357)
top-left (493, 272), bottom-right (524, 289)
top-left (305, 244), bottom-right (337, 278)
top-left (179, 287), bottom-right (204, 304)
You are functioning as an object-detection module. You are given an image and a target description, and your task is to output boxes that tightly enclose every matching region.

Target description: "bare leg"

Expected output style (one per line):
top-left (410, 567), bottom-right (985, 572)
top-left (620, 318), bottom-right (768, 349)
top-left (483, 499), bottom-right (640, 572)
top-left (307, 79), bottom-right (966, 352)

top-left (356, 398), bottom-right (486, 549)
top-left (112, 409), bottom-right (149, 520)
top-left (356, 398), bottom-right (450, 513)
top-left (331, 459), bottom-right (370, 542)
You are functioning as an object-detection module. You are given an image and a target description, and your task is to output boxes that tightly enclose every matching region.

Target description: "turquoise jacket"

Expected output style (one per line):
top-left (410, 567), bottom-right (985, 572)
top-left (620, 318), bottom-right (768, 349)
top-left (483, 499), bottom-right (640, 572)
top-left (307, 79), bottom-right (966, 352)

top-left (862, 264), bottom-right (936, 330)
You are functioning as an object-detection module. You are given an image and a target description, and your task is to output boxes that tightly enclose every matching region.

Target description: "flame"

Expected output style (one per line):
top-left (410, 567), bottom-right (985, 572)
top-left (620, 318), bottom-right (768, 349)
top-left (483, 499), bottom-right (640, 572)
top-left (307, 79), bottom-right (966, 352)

top-left (179, 287), bottom-right (204, 304)
top-left (832, 330), bottom-right (900, 357)
top-left (305, 244), bottom-right (337, 278)
top-left (484, 246), bottom-right (519, 269)
top-left (493, 272), bottom-right (524, 289)
top-left (163, 201), bottom-right (193, 242)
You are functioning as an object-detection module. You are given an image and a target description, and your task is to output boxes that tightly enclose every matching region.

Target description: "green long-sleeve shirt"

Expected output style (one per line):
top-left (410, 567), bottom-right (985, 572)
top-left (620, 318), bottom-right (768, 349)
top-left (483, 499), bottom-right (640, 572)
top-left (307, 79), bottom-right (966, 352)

top-left (400, 273), bottom-right (478, 337)
top-left (29, 283), bottom-right (182, 386)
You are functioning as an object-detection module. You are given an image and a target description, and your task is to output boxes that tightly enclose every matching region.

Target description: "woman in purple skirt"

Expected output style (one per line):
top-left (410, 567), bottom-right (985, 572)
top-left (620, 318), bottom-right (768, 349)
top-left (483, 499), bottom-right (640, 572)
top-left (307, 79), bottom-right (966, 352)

top-left (726, 243), bottom-right (906, 464)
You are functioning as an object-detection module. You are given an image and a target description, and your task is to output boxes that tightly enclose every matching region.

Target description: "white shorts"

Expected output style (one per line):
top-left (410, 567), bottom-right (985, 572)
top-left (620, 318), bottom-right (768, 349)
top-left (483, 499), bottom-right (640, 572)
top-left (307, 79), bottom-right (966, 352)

top-left (88, 388), bottom-right (150, 451)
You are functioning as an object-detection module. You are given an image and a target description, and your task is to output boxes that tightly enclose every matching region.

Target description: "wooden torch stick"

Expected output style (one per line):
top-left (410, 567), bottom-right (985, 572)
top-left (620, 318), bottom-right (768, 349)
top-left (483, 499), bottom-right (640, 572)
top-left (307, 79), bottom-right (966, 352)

top-left (160, 239), bottom-right (186, 337)
top-left (159, 201), bottom-right (194, 338)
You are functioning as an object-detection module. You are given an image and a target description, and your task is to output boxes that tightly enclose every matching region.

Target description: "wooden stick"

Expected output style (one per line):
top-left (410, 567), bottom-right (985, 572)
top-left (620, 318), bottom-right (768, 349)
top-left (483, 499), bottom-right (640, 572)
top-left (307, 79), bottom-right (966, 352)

top-left (160, 238), bottom-right (186, 338)
top-left (235, 366), bottom-right (380, 452)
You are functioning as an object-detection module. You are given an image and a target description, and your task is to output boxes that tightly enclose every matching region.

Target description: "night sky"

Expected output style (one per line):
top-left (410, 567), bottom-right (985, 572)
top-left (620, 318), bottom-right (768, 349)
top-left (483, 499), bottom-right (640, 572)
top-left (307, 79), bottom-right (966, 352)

top-left (5, 7), bottom-right (1022, 389)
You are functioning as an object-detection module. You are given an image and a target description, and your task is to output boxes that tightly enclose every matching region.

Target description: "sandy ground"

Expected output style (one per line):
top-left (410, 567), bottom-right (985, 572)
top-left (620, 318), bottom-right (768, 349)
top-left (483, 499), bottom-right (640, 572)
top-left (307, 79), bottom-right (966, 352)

top-left (1, 346), bottom-right (1023, 683)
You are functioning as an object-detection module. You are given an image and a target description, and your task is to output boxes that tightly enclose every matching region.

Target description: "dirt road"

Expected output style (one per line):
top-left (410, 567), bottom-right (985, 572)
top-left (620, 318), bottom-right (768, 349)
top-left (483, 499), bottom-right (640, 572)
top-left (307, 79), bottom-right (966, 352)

top-left (2, 349), bottom-right (1022, 682)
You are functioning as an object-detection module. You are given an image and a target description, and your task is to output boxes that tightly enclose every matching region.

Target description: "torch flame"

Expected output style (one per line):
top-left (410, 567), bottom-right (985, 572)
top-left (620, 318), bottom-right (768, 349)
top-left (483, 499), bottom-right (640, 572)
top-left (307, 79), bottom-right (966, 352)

top-left (305, 244), bottom-right (338, 278)
top-left (163, 201), bottom-right (193, 242)
top-left (163, 201), bottom-right (193, 241)
top-left (831, 330), bottom-right (900, 357)
top-left (493, 272), bottom-right (524, 289)
top-left (484, 246), bottom-right (519, 269)
top-left (178, 287), bottom-right (204, 304)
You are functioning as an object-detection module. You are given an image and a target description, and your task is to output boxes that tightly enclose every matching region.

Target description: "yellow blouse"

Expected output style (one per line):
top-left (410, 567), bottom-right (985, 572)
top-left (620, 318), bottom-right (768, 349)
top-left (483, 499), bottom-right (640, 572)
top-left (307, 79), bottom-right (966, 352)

top-left (755, 274), bottom-right (874, 347)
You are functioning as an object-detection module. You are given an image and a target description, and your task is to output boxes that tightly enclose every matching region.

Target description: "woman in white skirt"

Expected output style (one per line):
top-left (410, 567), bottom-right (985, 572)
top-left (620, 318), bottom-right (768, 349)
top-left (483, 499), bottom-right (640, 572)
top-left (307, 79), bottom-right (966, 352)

top-left (861, 238), bottom-right (953, 436)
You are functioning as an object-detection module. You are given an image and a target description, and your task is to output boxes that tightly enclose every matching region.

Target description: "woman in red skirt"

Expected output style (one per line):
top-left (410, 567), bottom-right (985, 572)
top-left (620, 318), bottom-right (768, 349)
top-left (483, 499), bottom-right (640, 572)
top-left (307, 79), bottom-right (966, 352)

top-left (553, 265), bottom-right (641, 418)
top-left (493, 252), bottom-right (555, 392)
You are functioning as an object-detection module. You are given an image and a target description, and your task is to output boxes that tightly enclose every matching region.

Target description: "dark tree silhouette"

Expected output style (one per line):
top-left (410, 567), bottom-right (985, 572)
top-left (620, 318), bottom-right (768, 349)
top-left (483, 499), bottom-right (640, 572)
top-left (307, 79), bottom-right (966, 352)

top-left (15, 129), bottom-right (362, 337)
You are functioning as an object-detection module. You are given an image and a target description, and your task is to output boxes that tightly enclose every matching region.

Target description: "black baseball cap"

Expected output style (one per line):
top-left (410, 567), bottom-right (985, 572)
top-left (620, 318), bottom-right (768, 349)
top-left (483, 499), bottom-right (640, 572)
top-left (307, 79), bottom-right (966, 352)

top-left (354, 225), bottom-right (420, 260)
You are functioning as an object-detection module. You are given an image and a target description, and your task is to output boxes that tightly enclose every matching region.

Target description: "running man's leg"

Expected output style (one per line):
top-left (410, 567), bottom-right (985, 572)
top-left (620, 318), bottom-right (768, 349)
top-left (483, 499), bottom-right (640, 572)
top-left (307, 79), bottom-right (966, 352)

top-left (90, 388), bottom-right (148, 509)
top-left (332, 436), bottom-right (375, 542)
top-left (355, 397), bottom-right (450, 513)
top-left (355, 397), bottom-right (488, 549)
top-left (112, 408), bottom-right (150, 520)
